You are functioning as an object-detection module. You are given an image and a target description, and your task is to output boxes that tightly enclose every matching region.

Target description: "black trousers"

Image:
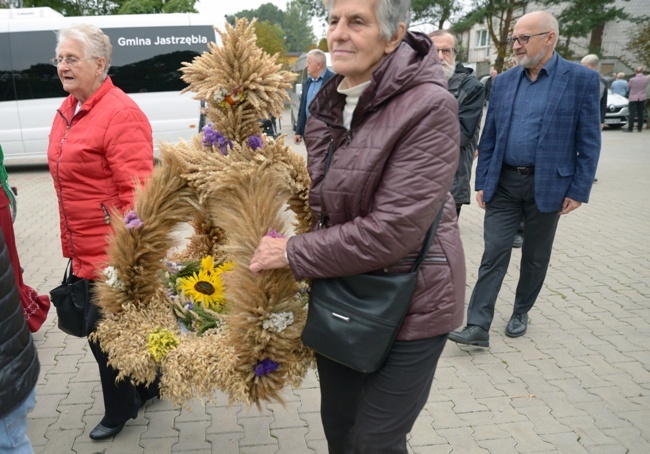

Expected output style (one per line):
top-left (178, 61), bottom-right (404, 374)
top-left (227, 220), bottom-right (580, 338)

top-left (467, 169), bottom-right (560, 330)
top-left (628, 100), bottom-right (645, 131)
top-left (316, 334), bottom-right (448, 454)
top-left (83, 279), bottom-right (159, 427)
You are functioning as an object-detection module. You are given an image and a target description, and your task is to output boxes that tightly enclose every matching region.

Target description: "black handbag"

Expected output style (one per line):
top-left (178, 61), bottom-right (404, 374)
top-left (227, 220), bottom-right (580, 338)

top-left (300, 141), bottom-right (444, 373)
top-left (49, 259), bottom-right (90, 337)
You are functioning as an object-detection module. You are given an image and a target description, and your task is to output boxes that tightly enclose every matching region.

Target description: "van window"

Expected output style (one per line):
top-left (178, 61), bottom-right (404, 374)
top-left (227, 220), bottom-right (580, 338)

top-left (9, 25), bottom-right (213, 100)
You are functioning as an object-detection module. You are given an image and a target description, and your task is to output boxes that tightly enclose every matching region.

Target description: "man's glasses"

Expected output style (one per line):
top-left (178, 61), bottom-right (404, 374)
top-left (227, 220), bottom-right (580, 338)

top-left (49, 57), bottom-right (95, 67)
top-left (436, 48), bottom-right (457, 57)
top-left (507, 32), bottom-right (550, 46)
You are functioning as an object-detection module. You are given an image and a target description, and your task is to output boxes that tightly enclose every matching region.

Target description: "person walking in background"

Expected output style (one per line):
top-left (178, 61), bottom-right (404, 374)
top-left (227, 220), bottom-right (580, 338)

top-left (484, 68), bottom-right (497, 106)
top-left (249, 0), bottom-right (465, 450)
top-left (0, 145), bottom-right (50, 333)
top-left (429, 30), bottom-right (485, 216)
top-left (581, 54), bottom-right (608, 130)
top-left (448, 11), bottom-right (600, 348)
top-left (293, 49), bottom-right (335, 145)
top-left (645, 74), bottom-right (650, 129)
top-left (610, 72), bottom-right (628, 97)
top-left (47, 24), bottom-right (158, 441)
top-left (626, 66), bottom-right (649, 132)
top-left (0, 229), bottom-right (40, 454)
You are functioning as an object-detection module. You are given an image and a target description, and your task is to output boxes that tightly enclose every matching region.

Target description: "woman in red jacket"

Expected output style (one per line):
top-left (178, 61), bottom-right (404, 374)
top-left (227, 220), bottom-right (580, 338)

top-left (249, 0), bottom-right (464, 452)
top-left (47, 24), bottom-right (157, 441)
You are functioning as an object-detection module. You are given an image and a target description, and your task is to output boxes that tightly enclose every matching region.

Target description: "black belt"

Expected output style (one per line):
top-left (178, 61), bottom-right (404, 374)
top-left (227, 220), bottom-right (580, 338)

top-left (503, 164), bottom-right (534, 175)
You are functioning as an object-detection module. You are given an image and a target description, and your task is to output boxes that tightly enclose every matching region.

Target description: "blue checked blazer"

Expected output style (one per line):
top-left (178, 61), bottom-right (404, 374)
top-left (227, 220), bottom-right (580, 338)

top-left (475, 54), bottom-right (601, 213)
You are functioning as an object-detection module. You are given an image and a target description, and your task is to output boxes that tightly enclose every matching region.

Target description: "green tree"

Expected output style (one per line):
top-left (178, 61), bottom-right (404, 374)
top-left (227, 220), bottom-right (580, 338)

top-left (253, 20), bottom-right (286, 57)
top-left (226, 2), bottom-right (285, 26)
top-left (625, 21), bottom-right (650, 68)
top-left (119, 0), bottom-right (197, 14)
top-left (283, 0), bottom-right (315, 52)
top-left (20, 0), bottom-right (196, 15)
top-left (317, 37), bottom-right (328, 52)
top-left (539, 0), bottom-right (631, 56)
top-left (452, 0), bottom-right (526, 73)
top-left (412, 0), bottom-right (463, 29)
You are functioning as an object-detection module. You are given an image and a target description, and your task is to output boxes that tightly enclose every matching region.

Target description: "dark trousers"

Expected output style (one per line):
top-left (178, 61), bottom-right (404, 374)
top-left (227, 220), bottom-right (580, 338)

top-left (628, 100), bottom-right (645, 131)
top-left (317, 334), bottom-right (448, 454)
top-left (83, 280), bottom-right (158, 427)
top-left (467, 169), bottom-right (560, 331)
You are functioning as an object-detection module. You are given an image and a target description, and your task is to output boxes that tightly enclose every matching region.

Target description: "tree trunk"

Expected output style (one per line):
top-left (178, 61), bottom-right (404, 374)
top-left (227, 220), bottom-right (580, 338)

top-left (589, 24), bottom-right (604, 55)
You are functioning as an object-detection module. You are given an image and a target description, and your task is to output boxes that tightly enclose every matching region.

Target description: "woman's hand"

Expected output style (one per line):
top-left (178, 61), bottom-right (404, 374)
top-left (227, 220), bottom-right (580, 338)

top-left (249, 237), bottom-right (289, 273)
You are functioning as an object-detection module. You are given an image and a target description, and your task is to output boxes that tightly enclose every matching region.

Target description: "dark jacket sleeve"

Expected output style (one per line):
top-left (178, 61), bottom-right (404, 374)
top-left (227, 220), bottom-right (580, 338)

top-left (295, 78), bottom-right (311, 137)
top-left (0, 229), bottom-right (39, 418)
top-left (458, 77), bottom-right (485, 149)
top-left (599, 77), bottom-right (608, 124)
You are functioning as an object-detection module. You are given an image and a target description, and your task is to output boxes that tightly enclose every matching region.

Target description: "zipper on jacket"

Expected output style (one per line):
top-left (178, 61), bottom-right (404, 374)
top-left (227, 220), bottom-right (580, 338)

top-left (100, 203), bottom-right (111, 225)
top-left (54, 111), bottom-right (78, 259)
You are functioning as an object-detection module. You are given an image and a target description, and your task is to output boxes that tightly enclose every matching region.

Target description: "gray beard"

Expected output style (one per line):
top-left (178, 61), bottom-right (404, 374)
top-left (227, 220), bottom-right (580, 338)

top-left (441, 60), bottom-right (455, 79)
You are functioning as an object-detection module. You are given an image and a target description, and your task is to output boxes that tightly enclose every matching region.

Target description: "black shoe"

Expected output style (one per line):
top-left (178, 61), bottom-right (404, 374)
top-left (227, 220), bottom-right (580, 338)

top-left (623, 129), bottom-right (633, 132)
top-left (505, 313), bottom-right (528, 338)
top-left (513, 234), bottom-right (524, 249)
top-left (89, 421), bottom-right (126, 440)
top-left (448, 325), bottom-right (489, 347)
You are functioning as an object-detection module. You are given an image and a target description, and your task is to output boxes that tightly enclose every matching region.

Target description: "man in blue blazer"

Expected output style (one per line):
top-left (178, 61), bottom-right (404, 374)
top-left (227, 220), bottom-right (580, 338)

top-left (449, 11), bottom-right (601, 347)
top-left (294, 49), bottom-right (335, 145)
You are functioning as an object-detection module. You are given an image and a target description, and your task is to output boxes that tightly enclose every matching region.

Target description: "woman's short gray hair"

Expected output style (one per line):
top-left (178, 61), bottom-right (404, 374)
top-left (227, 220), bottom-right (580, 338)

top-left (323, 0), bottom-right (411, 42)
top-left (56, 24), bottom-right (112, 78)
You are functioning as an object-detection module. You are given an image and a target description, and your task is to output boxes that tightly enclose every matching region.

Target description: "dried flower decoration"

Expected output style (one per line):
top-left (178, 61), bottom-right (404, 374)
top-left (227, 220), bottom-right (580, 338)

top-left (202, 123), bottom-right (233, 155)
top-left (148, 328), bottom-right (179, 362)
top-left (248, 135), bottom-right (263, 150)
top-left (124, 210), bottom-right (143, 229)
top-left (254, 358), bottom-right (279, 377)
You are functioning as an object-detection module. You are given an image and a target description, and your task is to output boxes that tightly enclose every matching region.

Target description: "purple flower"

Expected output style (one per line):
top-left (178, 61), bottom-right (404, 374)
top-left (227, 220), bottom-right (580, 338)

top-left (248, 135), bottom-right (263, 150)
top-left (202, 123), bottom-right (233, 155)
top-left (266, 229), bottom-right (286, 239)
top-left (124, 210), bottom-right (143, 229)
top-left (254, 358), bottom-right (279, 377)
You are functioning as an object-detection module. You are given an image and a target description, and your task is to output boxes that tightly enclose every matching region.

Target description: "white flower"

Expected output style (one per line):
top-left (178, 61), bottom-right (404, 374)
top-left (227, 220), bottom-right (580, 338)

top-left (262, 311), bottom-right (295, 333)
top-left (103, 266), bottom-right (125, 289)
top-left (214, 87), bottom-right (227, 104)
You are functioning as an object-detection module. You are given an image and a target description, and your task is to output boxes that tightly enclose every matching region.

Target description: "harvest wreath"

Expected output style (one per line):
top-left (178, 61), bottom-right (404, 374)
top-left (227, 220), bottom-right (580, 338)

top-left (91, 18), bottom-right (314, 407)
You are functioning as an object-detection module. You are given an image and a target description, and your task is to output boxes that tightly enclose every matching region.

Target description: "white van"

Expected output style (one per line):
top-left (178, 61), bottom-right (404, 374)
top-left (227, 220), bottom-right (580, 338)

top-left (0, 7), bottom-right (219, 163)
top-left (289, 51), bottom-right (332, 130)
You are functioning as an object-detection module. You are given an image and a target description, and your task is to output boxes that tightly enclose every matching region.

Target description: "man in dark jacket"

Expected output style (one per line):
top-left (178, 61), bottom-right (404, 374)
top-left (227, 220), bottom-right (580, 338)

top-left (294, 49), bottom-right (335, 145)
top-left (430, 30), bottom-right (485, 216)
top-left (0, 230), bottom-right (40, 452)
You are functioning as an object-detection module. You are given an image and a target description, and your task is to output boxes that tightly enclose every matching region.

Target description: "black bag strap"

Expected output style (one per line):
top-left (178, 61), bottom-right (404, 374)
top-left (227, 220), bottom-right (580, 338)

top-left (63, 258), bottom-right (73, 283)
top-left (319, 138), bottom-right (444, 274)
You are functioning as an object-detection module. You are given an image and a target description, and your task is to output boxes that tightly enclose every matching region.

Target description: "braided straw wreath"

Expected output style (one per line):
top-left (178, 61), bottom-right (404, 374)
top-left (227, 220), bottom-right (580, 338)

top-left (92, 18), bottom-right (314, 407)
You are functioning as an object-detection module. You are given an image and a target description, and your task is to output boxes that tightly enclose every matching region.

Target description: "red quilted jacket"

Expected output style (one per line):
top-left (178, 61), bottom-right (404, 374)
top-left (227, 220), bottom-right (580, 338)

top-left (287, 32), bottom-right (466, 340)
top-left (48, 77), bottom-right (153, 279)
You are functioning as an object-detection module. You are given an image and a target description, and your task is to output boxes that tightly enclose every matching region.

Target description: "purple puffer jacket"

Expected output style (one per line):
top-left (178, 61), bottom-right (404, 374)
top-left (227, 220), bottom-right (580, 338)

top-left (287, 31), bottom-right (465, 341)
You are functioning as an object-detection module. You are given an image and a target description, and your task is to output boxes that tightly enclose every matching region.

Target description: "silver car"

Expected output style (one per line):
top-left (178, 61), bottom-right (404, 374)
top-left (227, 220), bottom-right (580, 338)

top-left (604, 90), bottom-right (629, 129)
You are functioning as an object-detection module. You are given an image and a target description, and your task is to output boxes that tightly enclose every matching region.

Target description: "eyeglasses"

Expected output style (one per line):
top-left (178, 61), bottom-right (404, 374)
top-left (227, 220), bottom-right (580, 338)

top-left (436, 47), bottom-right (457, 57)
top-left (507, 32), bottom-right (550, 46)
top-left (49, 57), bottom-right (95, 67)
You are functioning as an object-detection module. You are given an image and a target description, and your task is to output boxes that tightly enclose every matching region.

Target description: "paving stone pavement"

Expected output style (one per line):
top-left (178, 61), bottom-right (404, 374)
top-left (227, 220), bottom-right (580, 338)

top-left (8, 111), bottom-right (649, 453)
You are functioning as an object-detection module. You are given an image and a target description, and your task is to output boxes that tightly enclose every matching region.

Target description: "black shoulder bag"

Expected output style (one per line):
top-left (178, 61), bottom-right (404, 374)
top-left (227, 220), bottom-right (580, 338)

top-left (49, 259), bottom-right (90, 337)
top-left (301, 141), bottom-right (443, 373)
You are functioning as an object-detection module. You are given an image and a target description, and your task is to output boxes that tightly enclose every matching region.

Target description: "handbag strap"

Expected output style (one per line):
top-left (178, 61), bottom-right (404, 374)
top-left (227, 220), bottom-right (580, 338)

top-left (63, 258), bottom-right (73, 282)
top-left (319, 138), bottom-right (445, 274)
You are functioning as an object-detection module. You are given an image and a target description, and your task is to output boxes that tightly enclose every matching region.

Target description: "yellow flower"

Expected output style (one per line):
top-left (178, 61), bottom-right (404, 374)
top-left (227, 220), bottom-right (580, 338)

top-left (177, 269), bottom-right (225, 310)
top-left (148, 328), bottom-right (179, 362)
top-left (201, 256), bottom-right (215, 273)
top-left (215, 261), bottom-right (235, 275)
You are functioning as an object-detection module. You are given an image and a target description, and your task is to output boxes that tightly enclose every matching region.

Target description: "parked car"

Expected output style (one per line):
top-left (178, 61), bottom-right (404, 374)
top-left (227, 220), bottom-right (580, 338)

top-left (604, 90), bottom-right (630, 129)
top-left (604, 89), bottom-right (648, 129)
top-left (289, 52), bottom-right (332, 131)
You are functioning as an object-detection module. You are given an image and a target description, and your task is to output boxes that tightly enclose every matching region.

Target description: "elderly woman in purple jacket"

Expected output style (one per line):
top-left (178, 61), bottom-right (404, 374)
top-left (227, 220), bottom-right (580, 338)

top-left (250, 0), bottom-right (464, 452)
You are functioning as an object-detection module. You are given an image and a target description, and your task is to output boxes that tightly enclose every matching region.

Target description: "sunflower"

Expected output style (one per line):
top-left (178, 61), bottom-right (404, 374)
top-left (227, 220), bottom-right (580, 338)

top-left (176, 269), bottom-right (225, 310)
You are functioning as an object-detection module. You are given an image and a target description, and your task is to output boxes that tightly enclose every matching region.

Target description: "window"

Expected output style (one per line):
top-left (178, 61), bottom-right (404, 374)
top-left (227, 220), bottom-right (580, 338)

top-left (476, 30), bottom-right (490, 48)
top-left (8, 25), bottom-right (214, 100)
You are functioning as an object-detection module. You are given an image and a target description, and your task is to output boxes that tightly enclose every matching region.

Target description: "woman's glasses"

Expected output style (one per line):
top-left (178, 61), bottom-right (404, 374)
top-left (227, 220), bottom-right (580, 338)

top-left (49, 57), bottom-right (96, 67)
